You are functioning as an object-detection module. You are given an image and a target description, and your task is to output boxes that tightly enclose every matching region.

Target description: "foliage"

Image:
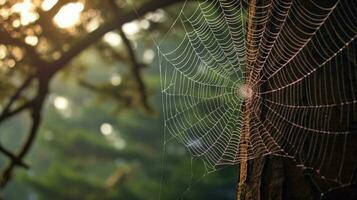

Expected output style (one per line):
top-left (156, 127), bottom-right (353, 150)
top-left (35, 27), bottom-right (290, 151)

top-left (0, 0), bottom-right (237, 197)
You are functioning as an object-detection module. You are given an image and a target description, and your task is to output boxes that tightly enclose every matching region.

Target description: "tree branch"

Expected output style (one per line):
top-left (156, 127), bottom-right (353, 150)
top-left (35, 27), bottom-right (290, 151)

top-left (1, 75), bottom-right (35, 117)
top-left (0, 101), bottom-right (34, 123)
top-left (0, 145), bottom-right (28, 169)
top-left (106, 0), bottom-right (151, 112)
top-left (39, 0), bottom-right (75, 20)
top-left (0, 27), bottom-right (47, 68)
top-left (78, 80), bottom-right (132, 106)
top-left (118, 29), bottom-right (152, 112)
top-left (0, 0), bottom-right (185, 188)
top-left (50, 0), bottom-right (184, 75)
top-left (0, 80), bottom-right (48, 188)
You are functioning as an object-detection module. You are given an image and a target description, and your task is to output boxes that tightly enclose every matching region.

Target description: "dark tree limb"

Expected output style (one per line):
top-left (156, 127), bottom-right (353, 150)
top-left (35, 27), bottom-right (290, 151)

top-left (106, 0), bottom-right (151, 112)
top-left (0, 101), bottom-right (34, 123)
top-left (0, 145), bottom-right (28, 169)
top-left (78, 80), bottom-right (132, 106)
top-left (0, 79), bottom-right (49, 188)
top-left (118, 29), bottom-right (152, 112)
top-left (0, 0), bottom-right (185, 188)
top-left (0, 28), bottom-right (47, 68)
top-left (1, 75), bottom-right (35, 117)
top-left (50, 0), bottom-right (185, 75)
top-left (38, 0), bottom-right (76, 20)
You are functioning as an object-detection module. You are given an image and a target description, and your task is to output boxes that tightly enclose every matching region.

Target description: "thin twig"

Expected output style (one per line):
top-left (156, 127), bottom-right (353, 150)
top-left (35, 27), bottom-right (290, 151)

top-left (1, 75), bottom-right (35, 117)
top-left (0, 81), bottom-right (48, 188)
top-left (118, 29), bottom-right (152, 112)
top-left (0, 145), bottom-right (28, 169)
top-left (0, 0), bottom-right (185, 188)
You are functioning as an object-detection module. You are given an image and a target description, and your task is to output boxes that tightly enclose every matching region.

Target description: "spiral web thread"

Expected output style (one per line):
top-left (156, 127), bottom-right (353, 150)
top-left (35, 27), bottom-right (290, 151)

top-left (159, 0), bottom-right (357, 186)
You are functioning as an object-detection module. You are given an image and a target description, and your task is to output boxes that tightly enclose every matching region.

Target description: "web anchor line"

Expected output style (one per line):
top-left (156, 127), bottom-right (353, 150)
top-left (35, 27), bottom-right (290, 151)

top-left (158, 0), bottom-right (357, 194)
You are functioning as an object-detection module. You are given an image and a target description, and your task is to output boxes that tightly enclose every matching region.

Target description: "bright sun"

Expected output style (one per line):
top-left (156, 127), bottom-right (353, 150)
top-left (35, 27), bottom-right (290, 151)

top-left (53, 2), bottom-right (84, 29)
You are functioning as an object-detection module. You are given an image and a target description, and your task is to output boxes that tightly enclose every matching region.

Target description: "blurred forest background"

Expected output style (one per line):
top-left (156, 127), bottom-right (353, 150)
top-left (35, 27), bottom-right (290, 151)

top-left (0, 0), bottom-right (237, 199)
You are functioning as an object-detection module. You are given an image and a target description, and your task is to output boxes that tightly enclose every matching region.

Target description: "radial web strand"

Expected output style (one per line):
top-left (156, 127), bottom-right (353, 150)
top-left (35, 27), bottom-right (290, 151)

top-left (158, 0), bottom-right (357, 188)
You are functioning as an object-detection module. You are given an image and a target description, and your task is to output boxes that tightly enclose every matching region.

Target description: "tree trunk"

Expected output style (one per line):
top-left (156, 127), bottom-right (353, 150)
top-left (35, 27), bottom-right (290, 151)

top-left (237, 156), bottom-right (321, 200)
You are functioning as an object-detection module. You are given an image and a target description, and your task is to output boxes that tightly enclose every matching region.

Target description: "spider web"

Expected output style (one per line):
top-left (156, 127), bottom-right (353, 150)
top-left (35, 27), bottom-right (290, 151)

top-left (158, 0), bottom-right (357, 187)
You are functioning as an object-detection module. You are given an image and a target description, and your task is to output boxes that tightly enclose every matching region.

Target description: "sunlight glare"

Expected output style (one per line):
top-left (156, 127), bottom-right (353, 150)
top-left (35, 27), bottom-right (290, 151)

top-left (24, 35), bottom-right (38, 46)
top-left (139, 19), bottom-right (150, 29)
top-left (145, 9), bottom-right (166, 23)
top-left (53, 96), bottom-right (69, 110)
top-left (54, 2), bottom-right (84, 29)
top-left (85, 18), bottom-right (100, 32)
top-left (143, 49), bottom-right (155, 64)
top-left (100, 123), bottom-right (113, 136)
top-left (41, 0), bottom-right (58, 11)
top-left (6, 59), bottom-right (15, 68)
top-left (12, 19), bottom-right (21, 27)
top-left (110, 74), bottom-right (122, 86)
top-left (122, 21), bottom-right (140, 36)
top-left (12, 0), bottom-right (39, 25)
top-left (0, 45), bottom-right (7, 60)
top-left (103, 32), bottom-right (122, 47)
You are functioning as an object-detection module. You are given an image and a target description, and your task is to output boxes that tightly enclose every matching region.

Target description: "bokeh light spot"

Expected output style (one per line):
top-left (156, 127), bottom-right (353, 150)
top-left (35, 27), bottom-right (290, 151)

top-left (54, 2), bottom-right (84, 29)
